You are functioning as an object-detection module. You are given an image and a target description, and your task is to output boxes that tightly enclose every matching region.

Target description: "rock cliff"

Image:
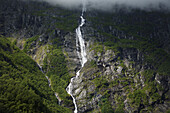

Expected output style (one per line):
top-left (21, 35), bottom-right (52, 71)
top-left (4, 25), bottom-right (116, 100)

top-left (0, 0), bottom-right (170, 113)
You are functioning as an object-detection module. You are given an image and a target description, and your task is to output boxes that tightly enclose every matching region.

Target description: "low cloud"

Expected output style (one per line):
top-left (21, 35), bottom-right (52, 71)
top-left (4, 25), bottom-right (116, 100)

top-left (41, 0), bottom-right (170, 11)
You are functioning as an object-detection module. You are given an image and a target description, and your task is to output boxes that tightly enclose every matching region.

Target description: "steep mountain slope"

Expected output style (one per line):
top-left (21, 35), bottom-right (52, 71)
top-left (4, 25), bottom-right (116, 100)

top-left (70, 10), bottom-right (170, 112)
top-left (0, 0), bottom-right (80, 110)
top-left (0, 0), bottom-right (170, 113)
top-left (71, 10), bottom-right (170, 112)
top-left (0, 36), bottom-right (71, 113)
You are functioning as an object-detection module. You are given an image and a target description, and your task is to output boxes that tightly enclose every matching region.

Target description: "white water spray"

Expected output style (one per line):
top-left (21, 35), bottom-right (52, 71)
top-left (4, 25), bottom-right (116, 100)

top-left (66, 1), bottom-right (87, 113)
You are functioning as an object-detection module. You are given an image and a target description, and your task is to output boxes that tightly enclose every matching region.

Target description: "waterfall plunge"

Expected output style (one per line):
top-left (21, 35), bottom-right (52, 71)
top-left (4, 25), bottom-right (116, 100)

top-left (66, 4), bottom-right (87, 113)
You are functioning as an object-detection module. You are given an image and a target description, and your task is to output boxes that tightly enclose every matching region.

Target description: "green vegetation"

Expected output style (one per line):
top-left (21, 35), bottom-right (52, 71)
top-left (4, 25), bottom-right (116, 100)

top-left (87, 11), bottom-right (170, 76)
top-left (43, 46), bottom-right (73, 108)
top-left (128, 89), bottom-right (148, 108)
top-left (93, 76), bottom-right (109, 89)
top-left (100, 98), bottom-right (114, 113)
top-left (23, 35), bottom-right (40, 53)
top-left (0, 36), bottom-right (71, 112)
top-left (126, 70), bottom-right (162, 112)
top-left (54, 14), bottom-right (78, 31)
top-left (88, 36), bottom-right (167, 112)
top-left (90, 43), bottom-right (104, 55)
top-left (32, 6), bottom-right (79, 32)
top-left (16, 2), bottom-right (79, 109)
top-left (90, 60), bottom-right (97, 68)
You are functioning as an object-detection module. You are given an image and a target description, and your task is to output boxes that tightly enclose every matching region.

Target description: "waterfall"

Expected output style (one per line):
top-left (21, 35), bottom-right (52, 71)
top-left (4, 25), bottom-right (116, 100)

top-left (66, 3), bottom-right (87, 113)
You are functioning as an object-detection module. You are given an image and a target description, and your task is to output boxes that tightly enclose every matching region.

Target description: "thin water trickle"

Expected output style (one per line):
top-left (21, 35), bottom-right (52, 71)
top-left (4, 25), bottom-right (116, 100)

top-left (37, 63), bottom-right (61, 104)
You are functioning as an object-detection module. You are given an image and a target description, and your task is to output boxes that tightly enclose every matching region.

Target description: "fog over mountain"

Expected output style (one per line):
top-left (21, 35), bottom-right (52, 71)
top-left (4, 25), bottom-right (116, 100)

top-left (41, 0), bottom-right (170, 11)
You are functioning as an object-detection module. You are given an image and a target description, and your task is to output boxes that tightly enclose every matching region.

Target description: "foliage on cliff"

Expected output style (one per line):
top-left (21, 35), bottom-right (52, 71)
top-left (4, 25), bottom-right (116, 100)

top-left (43, 46), bottom-right (74, 108)
top-left (87, 10), bottom-right (170, 76)
top-left (80, 10), bottom-right (170, 112)
top-left (0, 36), bottom-right (71, 113)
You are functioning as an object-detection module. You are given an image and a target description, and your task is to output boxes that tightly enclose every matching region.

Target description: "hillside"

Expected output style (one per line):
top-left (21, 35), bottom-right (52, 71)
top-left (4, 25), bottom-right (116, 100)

top-left (0, 36), bottom-right (71, 112)
top-left (0, 0), bottom-right (170, 113)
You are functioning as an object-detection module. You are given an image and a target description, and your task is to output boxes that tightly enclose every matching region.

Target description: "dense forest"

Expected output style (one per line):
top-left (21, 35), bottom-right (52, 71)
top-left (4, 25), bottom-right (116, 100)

top-left (0, 36), bottom-right (71, 112)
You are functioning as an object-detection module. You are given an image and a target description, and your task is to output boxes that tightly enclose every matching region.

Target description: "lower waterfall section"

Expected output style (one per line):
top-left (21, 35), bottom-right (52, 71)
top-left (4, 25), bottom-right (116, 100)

top-left (66, 9), bottom-right (87, 113)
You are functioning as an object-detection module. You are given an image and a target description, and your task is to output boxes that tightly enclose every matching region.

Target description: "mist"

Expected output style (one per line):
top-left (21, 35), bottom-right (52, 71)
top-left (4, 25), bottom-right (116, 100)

top-left (41, 0), bottom-right (170, 11)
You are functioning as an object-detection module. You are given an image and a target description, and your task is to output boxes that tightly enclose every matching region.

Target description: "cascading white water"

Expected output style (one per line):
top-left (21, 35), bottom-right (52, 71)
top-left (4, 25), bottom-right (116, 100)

top-left (66, 2), bottom-right (87, 113)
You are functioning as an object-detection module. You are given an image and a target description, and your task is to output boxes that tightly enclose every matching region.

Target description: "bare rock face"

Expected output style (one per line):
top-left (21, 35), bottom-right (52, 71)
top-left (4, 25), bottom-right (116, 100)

top-left (73, 45), bottom-right (167, 112)
top-left (67, 25), bottom-right (170, 112)
top-left (63, 32), bottom-right (81, 76)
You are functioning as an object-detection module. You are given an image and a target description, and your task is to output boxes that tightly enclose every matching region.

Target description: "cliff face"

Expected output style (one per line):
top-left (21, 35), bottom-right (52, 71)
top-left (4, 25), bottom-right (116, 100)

top-left (71, 43), bottom-right (169, 112)
top-left (66, 11), bottom-right (170, 112)
top-left (0, 0), bottom-right (80, 111)
top-left (67, 11), bottom-right (170, 112)
top-left (0, 0), bottom-right (80, 66)
top-left (0, 0), bottom-right (170, 113)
